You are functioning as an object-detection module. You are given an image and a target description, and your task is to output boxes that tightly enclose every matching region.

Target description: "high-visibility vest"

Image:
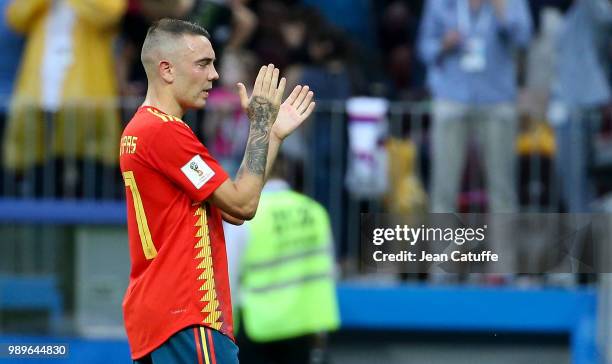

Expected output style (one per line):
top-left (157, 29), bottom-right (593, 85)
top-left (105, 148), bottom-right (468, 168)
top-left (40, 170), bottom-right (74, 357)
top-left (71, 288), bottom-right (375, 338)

top-left (241, 190), bottom-right (340, 342)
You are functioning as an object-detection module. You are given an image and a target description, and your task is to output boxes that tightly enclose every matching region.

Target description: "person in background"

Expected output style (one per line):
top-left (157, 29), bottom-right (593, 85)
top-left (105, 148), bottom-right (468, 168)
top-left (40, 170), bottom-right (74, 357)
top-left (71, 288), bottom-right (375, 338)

top-left (224, 154), bottom-right (340, 364)
top-left (549, 0), bottom-right (612, 212)
top-left (3, 0), bottom-right (127, 198)
top-left (377, 0), bottom-right (426, 100)
top-left (418, 0), bottom-right (532, 280)
top-left (0, 0), bottom-right (24, 195)
top-left (190, 0), bottom-right (257, 59)
top-left (297, 26), bottom-right (352, 207)
top-left (418, 0), bottom-right (532, 214)
top-left (248, 0), bottom-right (291, 70)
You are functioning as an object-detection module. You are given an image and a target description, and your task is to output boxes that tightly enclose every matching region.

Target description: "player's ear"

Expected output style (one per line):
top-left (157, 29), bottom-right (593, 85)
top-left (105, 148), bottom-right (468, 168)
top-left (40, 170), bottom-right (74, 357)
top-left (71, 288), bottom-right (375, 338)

top-left (159, 60), bottom-right (174, 83)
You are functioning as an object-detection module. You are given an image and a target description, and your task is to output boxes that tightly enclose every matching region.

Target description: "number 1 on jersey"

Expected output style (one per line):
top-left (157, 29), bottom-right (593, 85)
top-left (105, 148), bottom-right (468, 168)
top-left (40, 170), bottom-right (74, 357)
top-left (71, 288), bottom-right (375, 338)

top-left (123, 171), bottom-right (158, 259)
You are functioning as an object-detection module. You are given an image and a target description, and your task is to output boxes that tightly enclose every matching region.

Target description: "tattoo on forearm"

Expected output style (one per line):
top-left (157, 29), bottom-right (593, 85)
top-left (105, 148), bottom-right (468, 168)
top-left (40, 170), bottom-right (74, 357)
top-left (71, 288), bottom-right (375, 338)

top-left (240, 96), bottom-right (278, 176)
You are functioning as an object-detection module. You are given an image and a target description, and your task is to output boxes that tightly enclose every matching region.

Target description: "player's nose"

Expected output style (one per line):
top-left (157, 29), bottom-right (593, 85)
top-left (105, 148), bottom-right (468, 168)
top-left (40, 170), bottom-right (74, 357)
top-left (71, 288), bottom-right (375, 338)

top-left (209, 65), bottom-right (219, 81)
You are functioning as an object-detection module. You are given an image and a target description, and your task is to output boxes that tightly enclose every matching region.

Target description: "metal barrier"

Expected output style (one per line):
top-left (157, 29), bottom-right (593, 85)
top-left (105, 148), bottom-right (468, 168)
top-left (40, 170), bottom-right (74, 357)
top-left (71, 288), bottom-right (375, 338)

top-left (0, 99), bottom-right (609, 270)
top-left (0, 98), bottom-right (570, 203)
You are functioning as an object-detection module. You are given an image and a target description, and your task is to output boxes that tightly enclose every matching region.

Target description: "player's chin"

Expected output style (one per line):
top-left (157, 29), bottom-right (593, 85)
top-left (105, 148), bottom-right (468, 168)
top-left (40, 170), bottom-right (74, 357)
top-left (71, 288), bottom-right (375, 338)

top-left (190, 98), bottom-right (207, 109)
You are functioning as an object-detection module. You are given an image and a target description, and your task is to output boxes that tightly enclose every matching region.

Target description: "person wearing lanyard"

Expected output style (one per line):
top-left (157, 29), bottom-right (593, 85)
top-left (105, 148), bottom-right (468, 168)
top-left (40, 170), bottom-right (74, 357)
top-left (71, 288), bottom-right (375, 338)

top-left (418, 0), bottom-right (532, 276)
top-left (551, 0), bottom-right (612, 213)
top-left (418, 0), bottom-right (532, 213)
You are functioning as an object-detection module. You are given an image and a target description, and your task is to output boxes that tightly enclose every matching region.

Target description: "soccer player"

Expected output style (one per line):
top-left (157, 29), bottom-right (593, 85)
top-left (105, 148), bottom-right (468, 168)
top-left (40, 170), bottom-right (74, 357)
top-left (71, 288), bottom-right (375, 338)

top-left (119, 18), bottom-right (315, 364)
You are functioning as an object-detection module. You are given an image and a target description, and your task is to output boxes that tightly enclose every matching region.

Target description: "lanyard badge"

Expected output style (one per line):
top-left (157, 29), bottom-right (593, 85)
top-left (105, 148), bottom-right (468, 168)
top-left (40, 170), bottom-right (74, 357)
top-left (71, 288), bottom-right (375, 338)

top-left (457, 0), bottom-right (490, 72)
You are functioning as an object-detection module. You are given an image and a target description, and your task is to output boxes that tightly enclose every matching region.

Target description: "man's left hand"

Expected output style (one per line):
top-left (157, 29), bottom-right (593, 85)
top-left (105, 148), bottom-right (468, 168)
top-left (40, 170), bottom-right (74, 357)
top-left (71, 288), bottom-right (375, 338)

top-left (272, 85), bottom-right (315, 141)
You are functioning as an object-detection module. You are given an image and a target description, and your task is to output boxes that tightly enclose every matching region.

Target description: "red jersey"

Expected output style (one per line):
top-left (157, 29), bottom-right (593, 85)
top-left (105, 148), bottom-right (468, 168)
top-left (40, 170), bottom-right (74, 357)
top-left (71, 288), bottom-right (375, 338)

top-left (119, 106), bottom-right (233, 359)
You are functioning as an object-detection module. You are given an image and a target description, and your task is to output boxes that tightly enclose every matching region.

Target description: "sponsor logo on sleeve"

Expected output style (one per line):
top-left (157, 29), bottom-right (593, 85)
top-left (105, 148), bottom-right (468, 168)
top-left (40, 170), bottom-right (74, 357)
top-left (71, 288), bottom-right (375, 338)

top-left (181, 155), bottom-right (215, 189)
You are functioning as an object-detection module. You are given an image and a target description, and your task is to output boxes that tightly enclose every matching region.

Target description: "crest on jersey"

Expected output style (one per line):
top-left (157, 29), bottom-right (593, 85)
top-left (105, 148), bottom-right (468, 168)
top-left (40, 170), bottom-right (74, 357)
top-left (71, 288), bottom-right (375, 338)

top-left (181, 155), bottom-right (214, 189)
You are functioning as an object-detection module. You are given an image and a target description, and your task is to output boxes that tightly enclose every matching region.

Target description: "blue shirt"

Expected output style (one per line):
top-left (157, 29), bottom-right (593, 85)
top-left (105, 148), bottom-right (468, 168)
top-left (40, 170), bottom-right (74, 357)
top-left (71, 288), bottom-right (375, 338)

top-left (0, 0), bottom-right (24, 112)
top-left (418, 0), bottom-right (532, 105)
top-left (554, 0), bottom-right (612, 107)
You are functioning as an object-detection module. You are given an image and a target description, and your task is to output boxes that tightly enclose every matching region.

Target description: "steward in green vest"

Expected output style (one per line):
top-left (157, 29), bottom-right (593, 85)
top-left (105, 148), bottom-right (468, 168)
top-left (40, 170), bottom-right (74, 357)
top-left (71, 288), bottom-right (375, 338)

top-left (240, 179), bottom-right (340, 343)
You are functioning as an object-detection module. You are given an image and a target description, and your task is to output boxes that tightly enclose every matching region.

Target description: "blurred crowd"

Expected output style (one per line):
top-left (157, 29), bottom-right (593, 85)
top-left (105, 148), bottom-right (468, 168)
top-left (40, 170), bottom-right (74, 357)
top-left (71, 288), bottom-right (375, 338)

top-left (1, 0), bottom-right (612, 217)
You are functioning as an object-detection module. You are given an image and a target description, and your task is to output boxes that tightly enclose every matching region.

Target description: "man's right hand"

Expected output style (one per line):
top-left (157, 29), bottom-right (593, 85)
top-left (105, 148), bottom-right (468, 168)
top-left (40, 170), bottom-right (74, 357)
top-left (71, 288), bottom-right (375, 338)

top-left (236, 64), bottom-right (287, 129)
top-left (208, 64), bottom-right (287, 220)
